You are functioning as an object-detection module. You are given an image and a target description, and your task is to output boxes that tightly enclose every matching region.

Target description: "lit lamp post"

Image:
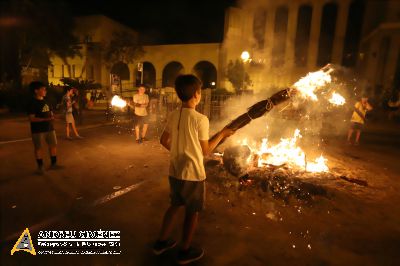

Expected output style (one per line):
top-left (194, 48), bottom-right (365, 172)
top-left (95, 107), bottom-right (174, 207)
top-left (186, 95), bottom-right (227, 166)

top-left (240, 51), bottom-right (251, 92)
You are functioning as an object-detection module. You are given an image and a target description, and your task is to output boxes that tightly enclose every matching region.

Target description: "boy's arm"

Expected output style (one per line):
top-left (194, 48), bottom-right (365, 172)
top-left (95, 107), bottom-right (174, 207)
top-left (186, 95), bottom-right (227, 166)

top-left (366, 101), bottom-right (373, 111)
top-left (200, 127), bottom-right (235, 156)
top-left (160, 130), bottom-right (171, 151)
top-left (28, 114), bottom-right (54, 122)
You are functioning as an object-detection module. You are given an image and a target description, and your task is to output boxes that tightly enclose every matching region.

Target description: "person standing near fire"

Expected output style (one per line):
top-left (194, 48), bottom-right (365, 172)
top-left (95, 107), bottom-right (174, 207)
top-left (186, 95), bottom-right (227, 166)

top-left (347, 95), bottom-right (373, 145)
top-left (132, 84), bottom-right (149, 143)
top-left (152, 75), bottom-right (235, 264)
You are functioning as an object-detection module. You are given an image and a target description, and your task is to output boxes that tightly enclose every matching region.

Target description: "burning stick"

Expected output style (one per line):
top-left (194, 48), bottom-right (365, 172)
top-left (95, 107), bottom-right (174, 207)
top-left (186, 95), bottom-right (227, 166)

top-left (211, 65), bottom-right (336, 145)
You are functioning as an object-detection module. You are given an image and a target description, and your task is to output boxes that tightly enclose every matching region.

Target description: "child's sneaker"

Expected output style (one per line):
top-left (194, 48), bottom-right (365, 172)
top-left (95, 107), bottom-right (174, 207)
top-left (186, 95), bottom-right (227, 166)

top-left (152, 239), bottom-right (177, 255)
top-left (141, 137), bottom-right (149, 142)
top-left (177, 247), bottom-right (204, 265)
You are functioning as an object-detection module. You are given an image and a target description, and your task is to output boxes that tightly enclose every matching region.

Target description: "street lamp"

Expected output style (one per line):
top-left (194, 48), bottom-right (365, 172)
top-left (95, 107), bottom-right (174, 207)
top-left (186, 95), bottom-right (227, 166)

top-left (240, 51), bottom-right (251, 92)
top-left (241, 51), bottom-right (251, 63)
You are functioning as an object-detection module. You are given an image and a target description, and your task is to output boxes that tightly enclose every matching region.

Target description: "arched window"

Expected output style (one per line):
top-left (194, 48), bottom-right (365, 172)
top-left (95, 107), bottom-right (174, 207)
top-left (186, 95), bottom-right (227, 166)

top-left (162, 61), bottom-right (184, 87)
top-left (193, 61), bottom-right (217, 89)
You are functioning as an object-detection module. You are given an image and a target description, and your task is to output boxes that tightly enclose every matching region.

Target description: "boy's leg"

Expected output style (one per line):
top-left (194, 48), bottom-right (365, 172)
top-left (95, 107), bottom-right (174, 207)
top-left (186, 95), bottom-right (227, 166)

top-left (46, 131), bottom-right (60, 168)
top-left (347, 128), bottom-right (353, 142)
top-left (181, 210), bottom-right (199, 250)
top-left (32, 133), bottom-right (44, 172)
top-left (135, 125), bottom-right (140, 141)
top-left (355, 130), bottom-right (361, 144)
top-left (142, 123), bottom-right (148, 138)
top-left (158, 205), bottom-right (181, 241)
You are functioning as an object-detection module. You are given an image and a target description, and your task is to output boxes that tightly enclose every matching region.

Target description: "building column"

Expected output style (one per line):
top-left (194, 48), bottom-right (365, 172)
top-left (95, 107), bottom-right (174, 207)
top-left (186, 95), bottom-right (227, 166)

top-left (263, 6), bottom-right (276, 68)
top-left (307, 1), bottom-right (323, 69)
top-left (285, 3), bottom-right (299, 69)
top-left (331, 0), bottom-right (350, 64)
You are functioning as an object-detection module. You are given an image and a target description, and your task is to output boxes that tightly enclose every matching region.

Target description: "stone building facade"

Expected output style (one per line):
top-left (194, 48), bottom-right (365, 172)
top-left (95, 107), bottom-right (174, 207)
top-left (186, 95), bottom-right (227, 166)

top-left (48, 1), bottom-right (400, 99)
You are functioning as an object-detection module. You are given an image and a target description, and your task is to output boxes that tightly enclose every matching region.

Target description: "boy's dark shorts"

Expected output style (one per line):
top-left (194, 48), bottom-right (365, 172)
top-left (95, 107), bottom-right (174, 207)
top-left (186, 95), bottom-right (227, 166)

top-left (133, 114), bottom-right (148, 126)
top-left (32, 130), bottom-right (57, 149)
top-left (350, 122), bottom-right (364, 130)
top-left (168, 176), bottom-right (205, 213)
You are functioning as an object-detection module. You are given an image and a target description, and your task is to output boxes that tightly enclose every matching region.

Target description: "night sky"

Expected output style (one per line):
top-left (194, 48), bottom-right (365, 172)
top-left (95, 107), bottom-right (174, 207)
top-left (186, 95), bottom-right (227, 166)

top-left (68, 0), bottom-right (237, 44)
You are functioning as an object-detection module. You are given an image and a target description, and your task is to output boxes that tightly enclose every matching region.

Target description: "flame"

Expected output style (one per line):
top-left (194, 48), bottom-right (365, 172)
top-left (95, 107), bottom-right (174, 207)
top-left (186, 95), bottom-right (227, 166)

top-left (111, 95), bottom-right (127, 108)
top-left (328, 92), bottom-right (346, 106)
top-left (306, 155), bottom-right (329, 173)
top-left (293, 69), bottom-right (333, 101)
top-left (244, 129), bottom-right (329, 173)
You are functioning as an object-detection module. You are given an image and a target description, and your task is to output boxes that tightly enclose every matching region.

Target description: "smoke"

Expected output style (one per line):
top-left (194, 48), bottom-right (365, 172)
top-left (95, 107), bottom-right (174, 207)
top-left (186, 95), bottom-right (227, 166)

top-left (211, 65), bottom-right (360, 157)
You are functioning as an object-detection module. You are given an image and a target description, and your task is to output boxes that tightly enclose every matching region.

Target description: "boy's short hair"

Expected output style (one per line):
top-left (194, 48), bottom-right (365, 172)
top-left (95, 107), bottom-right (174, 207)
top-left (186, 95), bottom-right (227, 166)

top-left (174, 75), bottom-right (202, 102)
top-left (65, 87), bottom-right (73, 93)
top-left (29, 81), bottom-right (45, 94)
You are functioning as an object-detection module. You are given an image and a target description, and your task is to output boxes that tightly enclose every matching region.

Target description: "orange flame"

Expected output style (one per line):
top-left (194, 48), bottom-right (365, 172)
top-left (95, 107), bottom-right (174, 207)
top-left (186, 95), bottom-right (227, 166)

top-left (293, 69), bottom-right (333, 101)
top-left (328, 92), bottom-right (346, 106)
top-left (243, 129), bottom-right (329, 173)
top-left (111, 95), bottom-right (127, 108)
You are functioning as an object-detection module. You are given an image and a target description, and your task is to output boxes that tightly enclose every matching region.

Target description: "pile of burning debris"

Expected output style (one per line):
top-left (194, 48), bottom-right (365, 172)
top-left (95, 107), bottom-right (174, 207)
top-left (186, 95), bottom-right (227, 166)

top-left (205, 144), bottom-right (368, 206)
top-left (204, 64), bottom-right (368, 206)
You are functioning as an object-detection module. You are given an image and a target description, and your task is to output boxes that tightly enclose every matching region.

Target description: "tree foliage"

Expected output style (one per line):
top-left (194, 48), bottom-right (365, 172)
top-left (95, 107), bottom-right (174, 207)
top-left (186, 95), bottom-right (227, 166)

top-left (226, 59), bottom-right (251, 94)
top-left (102, 30), bottom-right (144, 70)
top-left (0, 0), bottom-right (80, 85)
top-left (60, 77), bottom-right (101, 91)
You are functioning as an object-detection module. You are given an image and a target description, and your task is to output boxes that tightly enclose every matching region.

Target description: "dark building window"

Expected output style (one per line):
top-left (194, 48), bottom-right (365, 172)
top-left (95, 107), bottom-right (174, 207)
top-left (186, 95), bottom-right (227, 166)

top-left (342, 0), bottom-right (365, 67)
top-left (295, 5), bottom-right (312, 67)
top-left (317, 3), bottom-right (338, 67)
top-left (253, 9), bottom-right (267, 50)
top-left (272, 6), bottom-right (289, 67)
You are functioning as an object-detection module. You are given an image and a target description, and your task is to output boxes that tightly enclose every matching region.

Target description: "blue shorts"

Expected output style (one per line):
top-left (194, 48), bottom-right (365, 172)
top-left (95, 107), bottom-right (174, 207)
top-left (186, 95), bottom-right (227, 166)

top-left (168, 176), bottom-right (205, 213)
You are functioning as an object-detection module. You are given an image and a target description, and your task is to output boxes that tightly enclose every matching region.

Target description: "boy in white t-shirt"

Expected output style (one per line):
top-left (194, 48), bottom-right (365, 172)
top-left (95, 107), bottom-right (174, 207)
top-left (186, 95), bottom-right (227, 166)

top-left (132, 85), bottom-right (149, 143)
top-left (152, 75), bottom-right (234, 264)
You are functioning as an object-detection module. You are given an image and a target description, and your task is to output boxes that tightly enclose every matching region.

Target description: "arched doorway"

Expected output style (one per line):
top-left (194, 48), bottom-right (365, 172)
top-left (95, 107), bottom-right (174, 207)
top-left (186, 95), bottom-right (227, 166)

top-left (110, 61), bottom-right (130, 80)
top-left (162, 61), bottom-right (184, 87)
top-left (193, 61), bottom-right (217, 89)
top-left (143, 62), bottom-right (156, 88)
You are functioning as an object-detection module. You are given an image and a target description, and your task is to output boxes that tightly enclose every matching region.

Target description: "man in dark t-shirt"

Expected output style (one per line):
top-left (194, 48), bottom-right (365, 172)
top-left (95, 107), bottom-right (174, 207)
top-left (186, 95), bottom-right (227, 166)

top-left (28, 81), bottom-right (60, 174)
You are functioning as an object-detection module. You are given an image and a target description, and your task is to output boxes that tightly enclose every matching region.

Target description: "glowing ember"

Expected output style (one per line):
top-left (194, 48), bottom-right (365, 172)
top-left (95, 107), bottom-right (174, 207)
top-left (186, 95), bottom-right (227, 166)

top-left (293, 69), bottom-right (333, 101)
top-left (328, 92), bottom-right (346, 106)
top-left (243, 129), bottom-right (329, 173)
top-left (111, 95), bottom-right (127, 108)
